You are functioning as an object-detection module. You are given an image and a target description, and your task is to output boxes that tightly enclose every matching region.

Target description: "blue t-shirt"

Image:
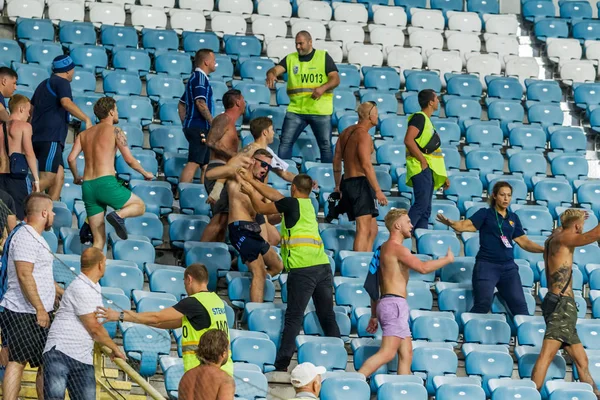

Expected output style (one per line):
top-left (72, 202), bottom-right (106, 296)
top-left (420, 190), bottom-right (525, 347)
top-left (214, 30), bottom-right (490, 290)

top-left (31, 75), bottom-right (73, 144)
top-left (469, 207), bottom-right (525, 264)
top-left (180, 69), bottom-right (214, 131)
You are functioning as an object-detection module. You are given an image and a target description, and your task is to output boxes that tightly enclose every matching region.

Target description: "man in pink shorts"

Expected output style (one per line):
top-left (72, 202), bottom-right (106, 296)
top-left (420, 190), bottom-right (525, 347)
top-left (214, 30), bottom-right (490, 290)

top-left (359, 209), bottom-right (454, 376)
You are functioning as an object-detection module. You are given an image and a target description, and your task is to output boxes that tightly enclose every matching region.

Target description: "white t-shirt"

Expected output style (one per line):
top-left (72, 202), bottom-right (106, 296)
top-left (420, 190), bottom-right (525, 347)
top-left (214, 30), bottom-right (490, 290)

top-left (0, 224), bottom-right (55, 314)
top-left (266, 147), bottom-right (289, 171)
top-left (44, 273), bottom-right (103, 365)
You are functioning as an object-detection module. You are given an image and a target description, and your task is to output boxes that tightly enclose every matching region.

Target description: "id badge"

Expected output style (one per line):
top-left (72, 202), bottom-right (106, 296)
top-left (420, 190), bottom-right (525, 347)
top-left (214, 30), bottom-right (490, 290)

top-left (500, 235), bottom-right (513, 249)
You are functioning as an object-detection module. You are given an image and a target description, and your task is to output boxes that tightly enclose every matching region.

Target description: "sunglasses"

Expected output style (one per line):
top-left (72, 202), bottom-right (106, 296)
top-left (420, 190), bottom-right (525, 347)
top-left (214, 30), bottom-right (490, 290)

top-left (255, 158), bottom-right (272, 170)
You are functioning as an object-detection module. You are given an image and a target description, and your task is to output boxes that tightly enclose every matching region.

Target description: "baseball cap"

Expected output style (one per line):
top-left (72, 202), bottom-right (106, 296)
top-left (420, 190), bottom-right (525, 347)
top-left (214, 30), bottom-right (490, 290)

top-left (290, 362), bottom-right (326, 388)
top-left (53, 55), bottom-right (75, 73)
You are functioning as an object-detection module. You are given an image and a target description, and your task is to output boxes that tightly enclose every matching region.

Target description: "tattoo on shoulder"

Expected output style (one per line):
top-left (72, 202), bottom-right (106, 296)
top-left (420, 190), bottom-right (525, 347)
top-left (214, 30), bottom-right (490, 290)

top-left (114, 128), bottom-right (128, 146)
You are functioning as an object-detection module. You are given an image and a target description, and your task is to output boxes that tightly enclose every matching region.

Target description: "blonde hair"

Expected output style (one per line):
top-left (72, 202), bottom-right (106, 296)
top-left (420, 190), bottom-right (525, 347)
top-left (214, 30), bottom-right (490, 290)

top-left (560, 209), bottom-right (586, 229)
top-left (384, 208), bottom-right (408, 232)
top-left (8, 94), bottom-right (30, 114)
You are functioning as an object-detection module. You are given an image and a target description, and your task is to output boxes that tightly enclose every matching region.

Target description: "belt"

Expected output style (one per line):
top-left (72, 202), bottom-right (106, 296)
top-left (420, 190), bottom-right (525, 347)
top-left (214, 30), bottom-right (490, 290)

top-left (381, 294), bottom-right (405, 299)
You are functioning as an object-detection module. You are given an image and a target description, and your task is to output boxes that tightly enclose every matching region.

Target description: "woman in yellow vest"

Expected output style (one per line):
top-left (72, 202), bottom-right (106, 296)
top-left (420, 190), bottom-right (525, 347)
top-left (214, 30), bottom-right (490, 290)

top-left (404, 89), bottom-right (449, 233)
top-left (96, 263), bottom-right (233, 375)
top-left (265, 31), bottom-right (340, 163)
top-left (238, 172), bottom-right (341, 372)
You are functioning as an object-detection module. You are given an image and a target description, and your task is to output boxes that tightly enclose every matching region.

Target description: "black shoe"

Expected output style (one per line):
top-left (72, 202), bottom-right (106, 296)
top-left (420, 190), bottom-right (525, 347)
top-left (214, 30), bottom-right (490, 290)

top-left (79, 222), bottom-right (94, 245)
top-left (107, 211), bottom-right (128, 240)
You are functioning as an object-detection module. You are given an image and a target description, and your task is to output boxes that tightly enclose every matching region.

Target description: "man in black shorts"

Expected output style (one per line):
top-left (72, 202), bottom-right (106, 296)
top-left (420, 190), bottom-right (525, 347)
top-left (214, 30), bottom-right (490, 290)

top-left (333, 102), bottom-right (388, 252)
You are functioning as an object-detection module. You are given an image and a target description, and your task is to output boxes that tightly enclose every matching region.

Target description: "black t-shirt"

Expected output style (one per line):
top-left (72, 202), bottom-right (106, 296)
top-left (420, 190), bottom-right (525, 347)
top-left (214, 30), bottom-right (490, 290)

top-left (408, 113), bottom-right (426, 138)
top-left (278, 49), bottom-right (338, 75)
top-left (172, 295), bottom-right (211, 331)
top-left (275, 197), bottom-right (301, 229)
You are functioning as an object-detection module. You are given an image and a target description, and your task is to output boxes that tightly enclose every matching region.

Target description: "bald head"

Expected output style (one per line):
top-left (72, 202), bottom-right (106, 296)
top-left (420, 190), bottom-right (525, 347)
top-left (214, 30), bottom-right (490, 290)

top-left (296, 30), bottom-right (312, 41)
top-left (24, 192), bottom-right (52, 217)
top-left (81, 247), bottom-right (106, 271)
top-left (357, 101), bottom-right (378, 126)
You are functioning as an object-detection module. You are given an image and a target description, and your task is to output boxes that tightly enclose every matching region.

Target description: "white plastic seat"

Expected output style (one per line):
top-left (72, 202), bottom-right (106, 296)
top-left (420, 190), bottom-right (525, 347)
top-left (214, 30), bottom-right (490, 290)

top-left (559, 60), bottom-right (596, 85)
top-left (257, 0), bottom-right (292, 19)
top-left (446, 31), bottom-right (481, 66)
top-left (484, 34), bottom-right (519, 68)
top-left (329, 22), bottom-right (365, 57)
top-left (371, 5), bottom-right (407, 27)
top-left (387, 47), bottom-right (423, 82)
top-left (210, 12), bottom-right (247, 36)
top-left (347, 44), bottom-right (383, 68)
top-left (130, 6), bottom-right (167, 29)
top-left (7, 0), bottom-right (43, 21)
top-left (483, 14), bottom-right (518, 35)
top-left (370, 26), bottom-right (405, 59)
top-left (428, 50), bottom-right (463, 85)
top-left (266, 38), bottom-right (296, 62)
top-left (89, 3), bottom-right (126, 26)
top-left (314, 40), bottom-right (343, 63)
top-left (48, 1), bottom-right (85, 22)
top-left (466, 53), bottom-right (501, 88)
top-left (547, 38), bottom-right (583, 65)
top-left (411, 9), bottom-right (445, 31)
top-left (447, 11), bottom-right (481, 32)
top-left (251, 16), bottom-right (288, 40)
top-left (178, 0), bottom-right (213, 12)
top-left (170, 9), bottom-right (206, 32)
top-left (217, 0), bottom-right (252, 15)
top-left (585, 40), bottom-right (600, 66)
top-left (505, 56), bottom-right (540, 88)
top-left (290, 19), bottom-right (327, 41)
top-left (97, 0), bottom-right (135, 6)
top-left (297, 1), bottom-right (332, 22)
top-left (408, 28), bottom-right (444, 62)
top-left (332, 2), bottom-right (368, 25)
top-left (46, 0), bottom-right (85, 5)
top-left (140, 0), bottom-right (174, 8)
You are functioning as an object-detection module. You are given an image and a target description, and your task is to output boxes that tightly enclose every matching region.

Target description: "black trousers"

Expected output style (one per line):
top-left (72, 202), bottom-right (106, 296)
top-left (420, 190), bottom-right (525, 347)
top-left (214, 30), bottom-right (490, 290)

top-left (274, 264), bottom-right (341, 370)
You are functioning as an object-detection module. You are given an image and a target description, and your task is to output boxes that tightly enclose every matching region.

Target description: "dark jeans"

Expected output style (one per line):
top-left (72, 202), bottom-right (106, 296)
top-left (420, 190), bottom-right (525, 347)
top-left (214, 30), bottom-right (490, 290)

top-left (408, 167), bottom-right (434, 232)
top-left (275, 264), bottom-right (340, 370)
top-left (278, 112), bottom-right (333, 163)
top-left (43, 347), bottom-right (96, 400)
top-left (471, 260), bottom-right (529, 315)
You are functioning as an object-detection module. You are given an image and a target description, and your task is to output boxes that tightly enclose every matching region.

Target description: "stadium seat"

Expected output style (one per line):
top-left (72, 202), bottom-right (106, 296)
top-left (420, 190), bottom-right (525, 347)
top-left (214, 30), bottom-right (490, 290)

top-left (437, 284), bottom-right (474, 323)
top-left (370, 27), bottom-right (406, 58)
top-left (228, 276), bottom-right (275, 308)
top-left (211, 12), bottom-right (247, 36)
top-left (534, 18), bottom-right (568, 42)
top-left (240, 57), bottom-right (275, 81)
top-left (445, 97), bottom-right (482, 129)
top-left (462, 344), bottom-right (513, 396)
top-left (16, 18), bottom-right (54, 43)
top-left (509, 125), bottom-right (547, 151)
top-left (515, 346), bottom-right (566, 383)
top-left (136, 294), bottom-right (177, 313)
top-left (373, 375), bottom-right (427, 400)
top-left (487, 101), bottom-right (525, 135)
top-left (70, 70), bottom-right (96, 94)
top-left (184, 242), bottom-right (230, 290)
top-left (149, 126), bottom-right (187, 155)
top-left (59, 22), bottom-right (96, 49)
top-left (464, 147), bottom-right (503, 187)
top-left (466, 54), bottom-right (502, 88)
top-left (148, 269), bottom-right (186, 300)
top-left (231, 336), bottom-right (276, 372)
top-left (131, 181), bottom-right (174, 216)
top-left (123, 325), bottom-right (171, 377)
top-left (488, 379), bottom-right (541, 400)
top-left (130, 7), bottom-right (167, 30)
top-left (405, 70), bottom-right (442, 93)
top-left (25, 42), bottom-right (63, 68)
top-left (112, 49), bottom-right (151, 77)
top-left (247, 308), bottom-right (284, 347)
top-left (163, 362), bottom-right (184, 398)
top-left (182, 31), bottom-right (220, 54)
top-left (363, 67), bottom-right (401, 92)
top-left (465, 123), bottom-right (503, 148)
top-left (411, 311), bottom-right (459, 343)
top-left (551, 155), bottom-right (589, 187)
top-left (523, 0), bottom-right (556, 22)
top-left (251, 16), bottom-right (287, 41)
top-left (124, 213), bottom-right (163, 246)
top-left (445, 174), bottom-right (483, 214)
top-left (512, 205), bottom-right (554, 236)
top-left (233, 366), bottom-right (269, 399)
top-left (429, 52), bottom-right (463, 82)
top-left (113, 239), bottom-right (156, 271)
top-left (446, 32), bottom-right (482, 65)
top-left (103, 71), bottom-right (142, 96)
top-left (434, 377), bottom-right (486, 400)
top-left (101, 288), bottom-right (131, 338)
top-left (412, 342), bottom-right (458, 395)
top-left (89, 3), bottom-right (126, 26)
top-left (549, 127), bottom-right (586, 154)
top-left (417, 231), bottom-right (461, 259)
top-left (440, 257), bottom-right (475, 284)
top-left (462, 314), bottom-right (511, 345)
top-left (508, 151), bottom-right (548, 190)
top-left (170, 9), bottom-right (206, 33)
top-left (100, 25), bottom-right (138, 51)
top-left (533, 178), bottom-right (573, 218)
top-left (429, 201), bottom-right (460, 231)
top-left (335, 282), bottom-right (370, 312)
top-left (347, 45), bottom-right (383, 68)
top-left (146, 75), bottom-right (185, 102)
top-left (177, 182), bottom-right (210, 214)
top-left (297, 336), bottom-right (347, 371)
top-left (7, 0), bottom-right (43, 21)
top-left (157, 99), bottom-right (181, 125)
top-left (117, 97), bottom-right (154, 126)
top-left (212, 54), bottom-right (234, 81)
top-left (446, 74), bottom-right (483, 98)
top-left (168, 214), bottom-right (210, 249)
top-left (303, 311), bottom-right (351, 340)
top-left (486, 77), bottom-right (522, 102)
top-left (505, 57), bottom-right (540, 88)
top-left (100, 264), bottom-right (144, 299)
top-left (154, 51), bottom-right (192, 79)
top-left (528, 103), bottom-right (564, 129)
top-left (224, 35), bottom-right (261, 60)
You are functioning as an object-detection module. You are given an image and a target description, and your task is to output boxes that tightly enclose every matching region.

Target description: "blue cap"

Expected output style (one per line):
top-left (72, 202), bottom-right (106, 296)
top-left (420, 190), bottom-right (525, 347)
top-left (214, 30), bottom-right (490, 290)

top-left (52, 55), bottom-right (74, 73)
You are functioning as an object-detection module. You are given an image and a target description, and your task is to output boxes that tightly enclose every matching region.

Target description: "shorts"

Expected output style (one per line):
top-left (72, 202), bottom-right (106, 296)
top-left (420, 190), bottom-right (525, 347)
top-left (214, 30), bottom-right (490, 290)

top-left (43, 347), bottom-right (96, 400)
top-left (228, 221), bottom-right (270, 264)
top-left (377, 295), bottom-right (411, 339)
top-left (340, 176), bottom-right (379, 221)
top-left (205, 161), bottom-right (228, 215)
top-left (542, 295), bottom-right (581, 346)
top-left (0, 174), bottom-right (30, 220)
top-left (33, 141), bottom-right (64, 173)
top-left (2, 308), bottom-right (51, 368)
top-left (82, 175), bottom-right (132, 217)
top-left (183, 127), bottom-right (210, 165)
top-left (0, 311), bottom-right (7, 347)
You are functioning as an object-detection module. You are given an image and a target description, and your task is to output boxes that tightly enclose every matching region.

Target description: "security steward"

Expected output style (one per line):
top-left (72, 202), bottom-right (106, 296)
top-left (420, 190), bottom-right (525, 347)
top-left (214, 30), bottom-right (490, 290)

top-left (96, 263), bottom-right (233, 375)
top-left (404, 89), bottom-right (449, 233)
top-left (238, 172), bottom-right (341, 371)
top-left (265, 31), bottom-right (340, 163)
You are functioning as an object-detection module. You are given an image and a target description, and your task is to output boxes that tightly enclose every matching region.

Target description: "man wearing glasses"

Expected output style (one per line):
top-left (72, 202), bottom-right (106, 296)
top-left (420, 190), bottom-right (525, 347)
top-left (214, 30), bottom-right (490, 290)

top-left (205, 149), bottom-right (283, 303)
top-left (333, 101), bottom-right (388, 252)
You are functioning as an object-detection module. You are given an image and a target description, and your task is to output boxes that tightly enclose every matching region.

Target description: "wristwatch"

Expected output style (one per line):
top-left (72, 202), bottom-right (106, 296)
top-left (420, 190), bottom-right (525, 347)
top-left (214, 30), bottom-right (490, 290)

top-left (119, 312), bottom-right (125, 322)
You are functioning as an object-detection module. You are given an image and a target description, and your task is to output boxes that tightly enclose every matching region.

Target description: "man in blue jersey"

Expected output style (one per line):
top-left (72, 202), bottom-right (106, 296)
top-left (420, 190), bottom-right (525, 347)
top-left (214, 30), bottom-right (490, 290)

top-left (0, 67), bottom-right (18, 123)
top-left (178, 49), bottom-right (216, 184)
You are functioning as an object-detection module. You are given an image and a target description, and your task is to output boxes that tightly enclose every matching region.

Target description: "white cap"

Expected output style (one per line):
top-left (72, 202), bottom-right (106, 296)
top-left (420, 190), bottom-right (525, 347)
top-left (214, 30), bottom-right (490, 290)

top-left (290, 362), bottom-right (327, 388)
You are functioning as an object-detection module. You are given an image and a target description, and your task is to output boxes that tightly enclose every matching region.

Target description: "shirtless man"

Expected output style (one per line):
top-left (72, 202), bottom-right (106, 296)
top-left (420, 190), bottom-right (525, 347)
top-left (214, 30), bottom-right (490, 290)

top-left (0, 94), bottom-right (40, 219)
top-left (205, 148), bottom-right (283, 303)
top-left (358, 209), bottom-right (453, 377)
top-left (201, 89), bottom-right (246, 243)
top-left (67, 97), bottom-right (153, 250)
top-left (531, 209), bottom-right (600, 398)
top-left (333, 102), bottom-right (388, 252)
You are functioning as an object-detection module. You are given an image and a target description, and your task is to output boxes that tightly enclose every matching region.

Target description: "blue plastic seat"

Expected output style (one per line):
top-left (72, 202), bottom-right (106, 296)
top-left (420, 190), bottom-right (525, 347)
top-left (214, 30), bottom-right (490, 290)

top-left (487, 100), bottom-right (525, 135)
top-left (431, 0), bottom-right (463, 12)
top-left (116, 96), bottom-right (153, 126)
top-left (112, 239), bottom-right (156, 271)
top-left (405, 70), bottom-right (442, 93)
top-left (231, 336), bottom-right (276, 372)
top-left (123, 325), bottom-right (171, 377)
top-left (435, 379), bottom-right (486, 400)
top-left (321, 227), bottom-right (356, 253)
top-left (509, 125), bottom-right (546, 150)
top-left (237, 82), bottom-right (270, 114)
top-left (359, 91), bottom-right (398, 115)
top-left (59, 22), bottom-right (96, 49)
top-left (247, 308), bottom-right (284, 347)
top-left (184, 242), bottom-right (230, 290)
top-left (515, 346), bottom-right (566, 382)
top-left (576, 181), bottom-right (600, 219)
top-left (212, 54), bottom-right (234, 82)
top-left (526, 79), bottom-right (562, 104)
top-left (514, 205), bottom-right (554, 236)
top-left (560, 1), bottom-right (593, 20)
top-left (70, 70), bottom-right (96, 94)
top-left (116, 149), bottom-right (158, 181)
top-left (117, 123), bottom-right (144, 148)
top-left (574, 83), bottom-right (600, 111)
top-left (113, 49), bottom-right (151, 76)
top-left (463, 345), bottom-right (513, 397)
top-left (168, 215), bottom-right (209, 249)
top-left (534, 18), bottom-right (569, 41)
top-left (412, 343), bottom-right (458, 395)
top-left (131, 182), bottom-right (174, 216)
top-left (523, 0), bottom-right (556, 22)
top-left (224, 35), bottom-right (261, 59)
top-left (297, 337), bottom-right (348, 371)
top-left (177, 182), bottom-right (211, 214)
top-left (412, 313), bottom-right (459, 342)
top-left (141, 28), bottom-right (178, 53)
top-left (417, 231), bottom-right (461, 259)
top-left (533, 178), bottom-right (573, 218)
top-left (441, 146), bottom-right (460, 170)
top-left (407, 281), bottom-right (433, 310)
top-left (431, 118), bottom-right (461, 146)
top-left (374, 376), bottom-right (428, 400)
top-left (307, 165), bottom-right (336, 192)
top-left (148, 269), bottom-right (186, 300)
top-left (363, 67), bottom-right (400, 92)
top-left (486, 76), bottom-right (522, 101)
top-left (124, 213), bottom-right (163, 246)
top-left (549, 127), bottom-right (586, 153)
top-left (489, 380), bottom-right (541, 400)
top-left (103, 71), bottom-right (142, 96)
top-left (446, 74), bottom-right (483, 99)
top-left (467, 0), bottom-right (498, 13)
top-left (0, 39), bottom-right (22, 67)
top-left (440, 257), bottom-right (475, 283)
top-left (137, 295), bottom-right (177, 313)
top-left (445, 174), bottom-right (483, 214)
top-left (146, 75), bottom-right (185, 102)
top-left (303, 310), bottom-right (351, 339)
top-left (70, 45), bottom-right (108, 74)
top-left (233, 367), bottom-right (269, 399)
top-left (508, 151), bottom-right (547, 190)
top-left (333, 89), bottom-right (357, 116)
top-left (376, 143), bottom-right (406, 171)
top-left (149, 126), bottom-right (187, 155)
top-left (551, 155), bottom-right (588, 186)
top-left (575, 244), bottom-right (600, 284)
top-left (100, 264), bottom-right (144, 299)
top-left (182, 31), bottom-right (220, 55)
top-left (465, 123), bottom-right (503, 148)
top-left (101, 289), bottom-right (131, 339)
top-left (100, 25), bottom-right (138, 51)
top-left (513, 236), bottom-right (546, 277)
top-left (430, 202), bottom-right (460, 230)
top-left (437, 285), bottom-right (474, 323)
top-left (53, 254), bottom-right (81, 288)
top-left (240, 57), bottom-right (275, 81)
top-left (379, 115), bottom-right (407, 141)
top-left (156, 99), bottom-right (180, 126)
top-left (155, 51), bottom-right (192, 79)
top-left (24, 42), bottom-right (63, 68)
top-left (335, 282), bottom-right (370, 312)
top-left (16, 18), bottom-right (54, 43)
top-left (462, 314), bottom-right (511, 345)
top-left (337, 64), bottom-right (361, 89)
top-left (528, 103), bottom-right (564, 129)
top-left (164, 361), bottom-right (184, 398)
top-left (445, 97), bottom-right (482, 129)
top-left (14, 63), bottom-right (50, 89)
top-left (228, 276), bottom-right (275, 308)
top-left (465, 148), bottom-right (504, 187)
top-left (321, 377), bottom-right (370, 400)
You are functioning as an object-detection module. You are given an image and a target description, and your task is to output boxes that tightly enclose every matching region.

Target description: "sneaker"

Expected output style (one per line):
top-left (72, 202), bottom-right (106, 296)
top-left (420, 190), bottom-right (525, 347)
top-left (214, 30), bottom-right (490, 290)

top-left (106, 211), bottom-right (128, 240)
top-left (79, 222), bottom-right (93, 245)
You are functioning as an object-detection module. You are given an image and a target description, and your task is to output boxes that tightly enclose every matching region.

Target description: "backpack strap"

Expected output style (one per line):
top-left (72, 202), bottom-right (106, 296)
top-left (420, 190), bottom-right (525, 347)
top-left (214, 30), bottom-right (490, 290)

top-left (0, 222), bottom-right (26, 301)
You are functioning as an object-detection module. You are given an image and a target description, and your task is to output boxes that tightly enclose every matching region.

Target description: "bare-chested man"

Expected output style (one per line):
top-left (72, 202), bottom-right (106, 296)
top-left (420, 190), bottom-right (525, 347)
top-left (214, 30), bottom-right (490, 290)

top-left (333, 102), bottom-right (388, 252)
top-left (205, 148), bottom-right (283, 303)
top-left (358, 209), bottom-right (453, 377)
top-left (531, 209), bottom-right (600, 398)
top-left (67, 97), bottom-right (153, 250)
top-left (0, 95), bottom-right (40, 219)
top-left (201, 89), bottom-right (246, 243)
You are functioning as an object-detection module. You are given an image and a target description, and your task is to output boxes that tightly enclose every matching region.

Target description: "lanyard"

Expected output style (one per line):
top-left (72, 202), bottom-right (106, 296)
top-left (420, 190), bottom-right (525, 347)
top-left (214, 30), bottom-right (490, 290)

top-left (494, 209), bottom-right (506, 237)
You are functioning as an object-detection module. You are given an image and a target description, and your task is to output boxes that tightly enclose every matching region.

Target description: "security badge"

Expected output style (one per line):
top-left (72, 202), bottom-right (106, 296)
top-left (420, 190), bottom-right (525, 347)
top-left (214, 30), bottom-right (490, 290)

top-left (293, 65), bottom-right (299, 74)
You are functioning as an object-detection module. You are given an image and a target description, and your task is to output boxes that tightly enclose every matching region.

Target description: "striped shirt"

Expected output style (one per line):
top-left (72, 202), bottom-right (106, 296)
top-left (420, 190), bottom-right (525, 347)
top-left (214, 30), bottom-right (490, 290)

top-left (179, 68), bottom-right (214, 131)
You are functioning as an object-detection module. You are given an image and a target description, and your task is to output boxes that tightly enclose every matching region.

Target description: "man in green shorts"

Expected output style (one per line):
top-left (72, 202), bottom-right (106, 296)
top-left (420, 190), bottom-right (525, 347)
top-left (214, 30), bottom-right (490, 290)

top-left (67, 97), bottom-right (153, 250)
